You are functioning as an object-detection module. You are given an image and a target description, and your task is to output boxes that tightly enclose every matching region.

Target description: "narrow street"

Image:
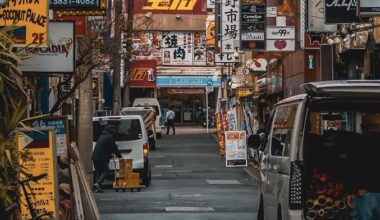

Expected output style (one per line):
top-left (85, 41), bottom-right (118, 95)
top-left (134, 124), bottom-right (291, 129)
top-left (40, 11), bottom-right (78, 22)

top-left (95, 126), bottom-right (259, 220)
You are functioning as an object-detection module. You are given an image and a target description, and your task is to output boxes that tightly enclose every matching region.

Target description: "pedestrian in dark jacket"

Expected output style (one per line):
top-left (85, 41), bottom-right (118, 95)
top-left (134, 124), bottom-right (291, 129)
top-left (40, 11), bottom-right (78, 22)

top-left (92, 124), bottom-right (122, 192)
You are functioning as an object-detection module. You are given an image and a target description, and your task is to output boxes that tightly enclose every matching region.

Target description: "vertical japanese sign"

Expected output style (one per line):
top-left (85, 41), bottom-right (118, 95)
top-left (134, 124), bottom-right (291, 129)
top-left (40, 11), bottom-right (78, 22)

top-left (0, 0), bottom-right (48, 46)
top-left (193, 32), bottom-right (207, 65)
top-left (216, 113), bottom-right (226, 157)
top-left (240, 0), bottom-right (266, 50)
top-left (221, 0), bottom-right (240, 53)
top-left (225, 131), bottom-right (247, 167)
top-left (17, 129), bottom-right (59, 220)
top-left (161, 31), bottom-right (193, 65)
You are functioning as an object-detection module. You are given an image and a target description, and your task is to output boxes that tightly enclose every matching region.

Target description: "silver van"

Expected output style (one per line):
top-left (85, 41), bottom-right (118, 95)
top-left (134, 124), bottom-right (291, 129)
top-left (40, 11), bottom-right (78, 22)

top-left (93, 115), bottom-right (152, 186)
top-left (254, 80), bottom-right (380, 220)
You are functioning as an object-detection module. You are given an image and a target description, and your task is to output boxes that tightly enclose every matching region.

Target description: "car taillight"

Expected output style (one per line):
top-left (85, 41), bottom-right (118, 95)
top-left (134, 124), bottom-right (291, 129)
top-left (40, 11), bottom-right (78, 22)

top-left (143, 143), bottom-right (149, 159)
top-left (289, 161), bottom-right (303, 210)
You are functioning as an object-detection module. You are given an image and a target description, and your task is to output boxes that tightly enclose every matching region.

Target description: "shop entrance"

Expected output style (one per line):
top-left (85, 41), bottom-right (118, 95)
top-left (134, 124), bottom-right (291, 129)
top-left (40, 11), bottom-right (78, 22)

top-left (158, 88), bottom-right (208, 124)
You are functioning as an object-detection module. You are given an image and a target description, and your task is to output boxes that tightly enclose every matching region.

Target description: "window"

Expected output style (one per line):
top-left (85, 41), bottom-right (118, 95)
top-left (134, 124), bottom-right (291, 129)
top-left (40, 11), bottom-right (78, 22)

top-left (93, 119), bottom-right (142, 142)
top-left (270, 104), bottom-right (298, 157)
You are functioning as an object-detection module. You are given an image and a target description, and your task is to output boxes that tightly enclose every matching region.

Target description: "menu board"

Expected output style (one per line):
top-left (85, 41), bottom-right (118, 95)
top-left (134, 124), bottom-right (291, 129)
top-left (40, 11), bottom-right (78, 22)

top-left (225, 131), bottom-right (247, 167)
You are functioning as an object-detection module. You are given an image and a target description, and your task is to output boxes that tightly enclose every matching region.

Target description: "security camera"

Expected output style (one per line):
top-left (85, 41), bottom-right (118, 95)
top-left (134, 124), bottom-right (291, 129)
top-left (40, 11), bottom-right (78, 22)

top-left (175, 14), bottom-right (181, 19)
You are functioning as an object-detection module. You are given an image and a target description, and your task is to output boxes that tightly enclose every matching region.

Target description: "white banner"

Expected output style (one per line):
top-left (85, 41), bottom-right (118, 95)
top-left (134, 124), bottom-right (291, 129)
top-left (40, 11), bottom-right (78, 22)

top-left (161, 32), bottom-right (193, 65)
top-left (266, 27), bottom-right (295, 39)
top-left (221, 0), bottom-right (240, 53)
top-left (19, 22), bottom-right (75, 73)
top-left (266, 39), bottom-right (295, 51)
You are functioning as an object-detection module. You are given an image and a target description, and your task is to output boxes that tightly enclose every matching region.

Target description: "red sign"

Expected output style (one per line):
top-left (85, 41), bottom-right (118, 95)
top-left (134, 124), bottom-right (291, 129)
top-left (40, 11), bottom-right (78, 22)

top-left (167, 88), bottom-right (204, 94)
top-left (130, 60), bottom-right (157, 88)
top-left (133, 0), bottom-right (206, 14)
top-left (53, 15), bottom-right (85, 36)
top-left (304, 32), bottom-right (329, 49)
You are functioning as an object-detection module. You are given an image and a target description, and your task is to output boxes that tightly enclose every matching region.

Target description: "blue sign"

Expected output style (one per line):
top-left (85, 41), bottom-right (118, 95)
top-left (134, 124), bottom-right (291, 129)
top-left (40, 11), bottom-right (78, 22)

top-left (157, 76), bottom-right (221, 87)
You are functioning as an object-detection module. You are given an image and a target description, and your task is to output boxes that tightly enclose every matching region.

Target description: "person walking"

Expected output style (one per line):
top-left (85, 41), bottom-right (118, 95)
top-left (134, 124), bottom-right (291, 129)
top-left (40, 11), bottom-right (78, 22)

top-left (166, 106), bottom-right (176, 135)
top-left (92, 124), bottom-right (123, 193)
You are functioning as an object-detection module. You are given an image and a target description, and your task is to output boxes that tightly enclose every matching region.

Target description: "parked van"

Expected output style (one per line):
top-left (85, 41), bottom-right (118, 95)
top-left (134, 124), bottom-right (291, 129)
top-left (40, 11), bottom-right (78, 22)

top-left (254, 81), bottom-right (380, 220)
top-left (132, 98), bottom-right (163, 138)
top-left (92, 115), bottom-right (152, 186)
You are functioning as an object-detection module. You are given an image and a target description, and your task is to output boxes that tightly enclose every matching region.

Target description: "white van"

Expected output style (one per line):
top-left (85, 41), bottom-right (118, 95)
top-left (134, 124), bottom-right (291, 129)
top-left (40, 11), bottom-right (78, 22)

top-left (254, 80), bottom-right (380, 220)
top-left (92, 115), bottom-right (151, 186)
top-left (132, 98), bottom-right (163, 138)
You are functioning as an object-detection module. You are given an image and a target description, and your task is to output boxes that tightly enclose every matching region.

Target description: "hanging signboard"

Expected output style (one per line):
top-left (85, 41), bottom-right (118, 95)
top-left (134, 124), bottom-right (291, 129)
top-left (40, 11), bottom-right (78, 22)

top-left (221, 0), bottom-right (240, 53)
top-left (358, 0), bottom-right (380, 16)
top-left (0, 0), bottom-right (48, 46)
top-left (18, 21), bottom-right (75, 73)
top-left (240, 3), bottom-right (266, 51)
top-left (266, 27), bottom-right (295, 39)
top-left (161, 31), bottom-right (193, 65)
top-left (17, 129), bottom-right (59, 220)
top-left (130, 60), bottom-right (157, 88)
top-left (214, 52), bottom-right (238, 63)
top-left (53, 14), bottom-right (85, 36)
top-left (266, 0), bottom-right (296, 51)
top-left (131, 32), bottom-right (161, 58)
top-left (49, 0), bottom-right (100, 9)
top-left (225, 131), bottom-right (247, 167)
top-left (325, 0), bottom-right (368, 23)
top-left (308, 0), bottom-right (336, 32)
top-left (206, 15), bottom-right (216, 48)
top-left (193, 32), bottom-right (207, 65)
top-left (266, 39), bottom-right (295, 51)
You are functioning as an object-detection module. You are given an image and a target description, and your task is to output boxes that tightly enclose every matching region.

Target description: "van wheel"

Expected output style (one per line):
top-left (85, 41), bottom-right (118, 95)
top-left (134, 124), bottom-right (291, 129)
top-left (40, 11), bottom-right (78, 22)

top-left (277, 205), bottom-right (282, 220)
top-left (142, 165), bottom-right (151, 187)
top-left (149, 139), bottom-right (156, 150)
top-left (257, 197), bottom-right (264, 220)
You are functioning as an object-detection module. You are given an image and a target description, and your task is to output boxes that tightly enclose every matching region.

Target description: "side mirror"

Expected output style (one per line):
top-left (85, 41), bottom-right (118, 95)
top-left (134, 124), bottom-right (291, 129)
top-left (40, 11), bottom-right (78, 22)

top-left (247, 134), bottom-right (262, 149)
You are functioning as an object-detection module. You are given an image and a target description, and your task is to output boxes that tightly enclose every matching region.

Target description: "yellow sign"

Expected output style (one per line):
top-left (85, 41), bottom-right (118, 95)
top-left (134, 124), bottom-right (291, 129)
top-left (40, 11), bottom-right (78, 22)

top-left (143, 0), bottom-right (197, 10)
top-left (237, 89), bottom-right (251, 97)
top-left (0, 0), bottom-right (48, 46)
top-left (17, 129), bottom-right (58, 220)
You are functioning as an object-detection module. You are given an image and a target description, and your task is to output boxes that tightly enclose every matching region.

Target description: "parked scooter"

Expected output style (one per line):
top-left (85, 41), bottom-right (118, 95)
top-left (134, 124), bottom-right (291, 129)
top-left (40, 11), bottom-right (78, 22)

top-left (200, 108), bottom-right (215, 128)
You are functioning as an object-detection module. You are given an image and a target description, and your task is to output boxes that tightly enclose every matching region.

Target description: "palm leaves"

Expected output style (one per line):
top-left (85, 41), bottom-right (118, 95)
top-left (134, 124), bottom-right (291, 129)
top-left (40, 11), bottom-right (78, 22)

top-left (0, 26), bottom-right (28, 219)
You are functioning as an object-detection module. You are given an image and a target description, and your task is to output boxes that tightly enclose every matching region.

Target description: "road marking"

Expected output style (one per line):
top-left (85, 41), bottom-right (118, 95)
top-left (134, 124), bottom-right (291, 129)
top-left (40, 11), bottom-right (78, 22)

top-left (150, 155), bottom-right (165, 158)
top-left (166, 170), bottom-right (191, 173)
top-left (172, 194), bottom-right (202, 198)
top-left (154, 165), bottom-right (173, 168)
top-left (206, 179), bottom-right (241, 184)
top-left (165, 207), bottom-right (215, 212)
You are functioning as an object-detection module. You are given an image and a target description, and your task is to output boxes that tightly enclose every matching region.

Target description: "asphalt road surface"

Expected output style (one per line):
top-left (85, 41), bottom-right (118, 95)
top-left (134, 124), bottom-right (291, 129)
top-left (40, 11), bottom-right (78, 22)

top-left (95, 126), bottom-right (259, 220)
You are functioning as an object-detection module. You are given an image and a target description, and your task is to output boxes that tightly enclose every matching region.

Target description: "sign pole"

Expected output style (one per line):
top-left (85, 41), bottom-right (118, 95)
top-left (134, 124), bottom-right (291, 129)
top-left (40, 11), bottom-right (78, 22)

top-left (206, 86), bottom-right (209, 134)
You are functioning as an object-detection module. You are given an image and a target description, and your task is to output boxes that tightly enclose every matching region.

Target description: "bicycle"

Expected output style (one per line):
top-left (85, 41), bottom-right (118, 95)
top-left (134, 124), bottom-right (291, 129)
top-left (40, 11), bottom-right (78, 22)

top-left (2, 172), bottom-right (53, 220)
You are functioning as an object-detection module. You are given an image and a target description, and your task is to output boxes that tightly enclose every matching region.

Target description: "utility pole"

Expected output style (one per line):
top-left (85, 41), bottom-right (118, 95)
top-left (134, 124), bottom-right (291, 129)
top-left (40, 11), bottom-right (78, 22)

top-left (123, 0), bottom-right (134, 107)
top-left (112, 0), bottom-right (122, 114)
